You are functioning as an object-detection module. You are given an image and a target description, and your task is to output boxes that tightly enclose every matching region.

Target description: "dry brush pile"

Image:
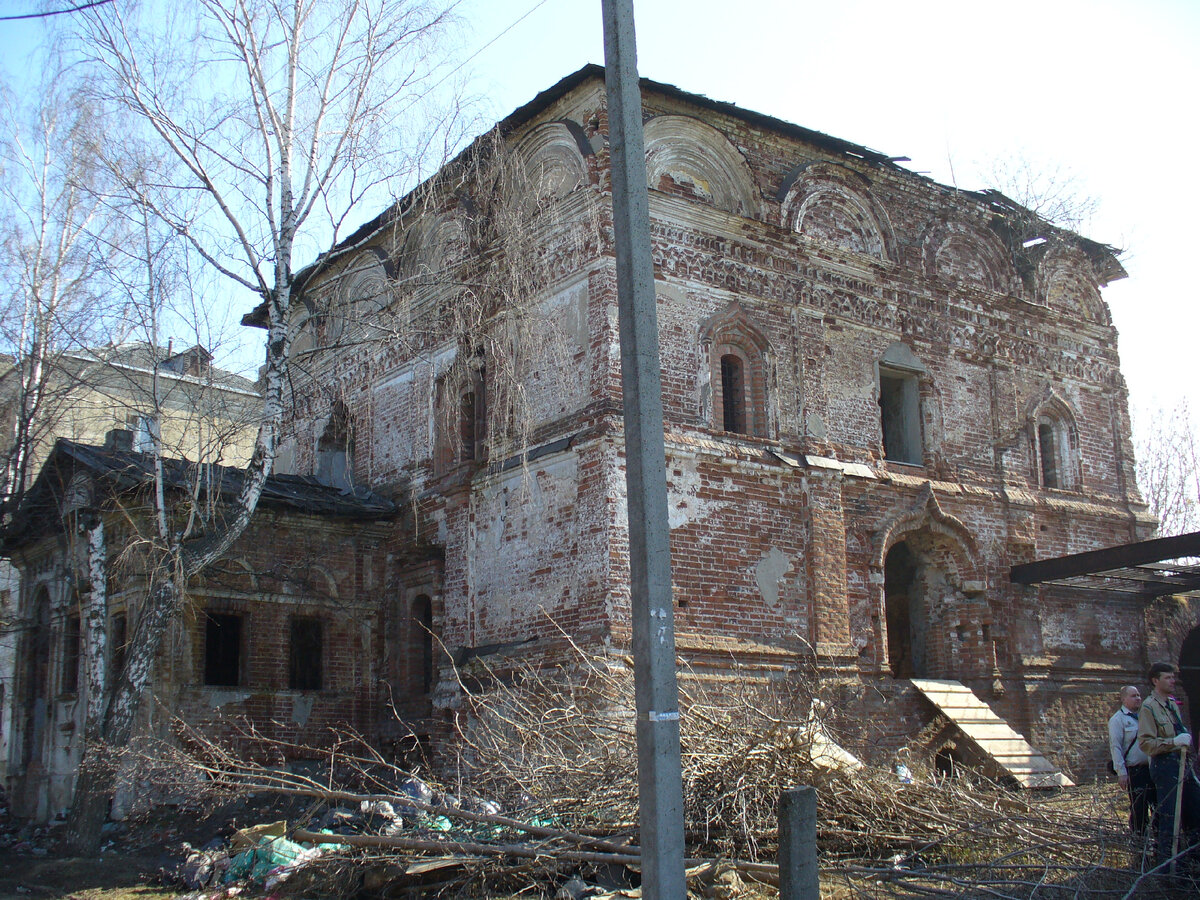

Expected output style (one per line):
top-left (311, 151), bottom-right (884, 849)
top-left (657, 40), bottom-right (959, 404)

top-left (126, 648), bottom-right (1199, 898)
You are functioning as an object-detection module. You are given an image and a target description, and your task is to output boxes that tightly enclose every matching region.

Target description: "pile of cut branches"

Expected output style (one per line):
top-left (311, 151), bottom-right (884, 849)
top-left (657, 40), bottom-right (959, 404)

top-left (124, 645), bottom-right (1200, 898)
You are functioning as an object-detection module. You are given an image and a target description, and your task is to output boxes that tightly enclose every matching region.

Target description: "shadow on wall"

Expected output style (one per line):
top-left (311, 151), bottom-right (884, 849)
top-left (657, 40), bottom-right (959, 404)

top-left (1179, 623), bottom-right (1200, 731)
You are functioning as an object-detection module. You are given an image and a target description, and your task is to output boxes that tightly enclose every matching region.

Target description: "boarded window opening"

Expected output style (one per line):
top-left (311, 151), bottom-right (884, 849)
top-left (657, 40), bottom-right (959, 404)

top-left (288, 616), bottom-right (324, 691)
top-left (720, 354), bottom-right (746, 434)
top-left (204, 612), bottom-right (243, 687)
top-left (61, 613), bottom-right (81, 694)
top-left (880, 370), bottom-right (922, 464)
top-left (1038, 422), bottom-right (1059, 488)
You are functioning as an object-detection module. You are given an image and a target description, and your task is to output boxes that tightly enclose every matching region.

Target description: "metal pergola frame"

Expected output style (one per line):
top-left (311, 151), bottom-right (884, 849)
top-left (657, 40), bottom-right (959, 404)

top-left (1010, 531), bottom-right (1200, 599)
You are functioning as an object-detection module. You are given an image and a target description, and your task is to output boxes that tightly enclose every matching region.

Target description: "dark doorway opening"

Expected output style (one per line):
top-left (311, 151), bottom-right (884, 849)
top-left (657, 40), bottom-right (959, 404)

top-left (412, 595), bottom-right (434, 695)
top-left (288, 617), bottom-right (324, 691)
top-left (885, 540), bottom-right (925, 678)
top-left (935, 745), bottom-right (963, 779)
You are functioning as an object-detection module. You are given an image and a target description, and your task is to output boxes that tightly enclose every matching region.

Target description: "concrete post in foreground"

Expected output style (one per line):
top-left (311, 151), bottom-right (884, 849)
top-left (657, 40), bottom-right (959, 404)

top-left (600, 1), bottom-right (688, 899)
top-left (779, 787), bottom-right (819, 899)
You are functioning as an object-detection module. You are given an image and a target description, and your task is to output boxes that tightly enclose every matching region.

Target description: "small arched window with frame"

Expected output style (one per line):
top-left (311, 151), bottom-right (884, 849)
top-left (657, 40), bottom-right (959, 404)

top-left (1032, 406), bottom-right (1078, 491)
top-left (1028, 394), bottom-right (1079, 491)
top-left (701, 305), bottom-right (771, 438)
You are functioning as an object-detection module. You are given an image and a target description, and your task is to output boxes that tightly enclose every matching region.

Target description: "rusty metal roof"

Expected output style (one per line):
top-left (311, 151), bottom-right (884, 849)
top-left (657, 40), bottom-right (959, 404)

top-left (1009, 531), bottom-right (1200, 599)
top-left (2, 439), bottom-right (395, 553)
top-left (59, 440), bottom-right (394, 517)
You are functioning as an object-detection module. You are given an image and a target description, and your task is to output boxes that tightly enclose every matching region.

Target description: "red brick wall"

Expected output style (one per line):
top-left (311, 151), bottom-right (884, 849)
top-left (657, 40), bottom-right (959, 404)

top-left (267, 73), bottom-right (1160, 774)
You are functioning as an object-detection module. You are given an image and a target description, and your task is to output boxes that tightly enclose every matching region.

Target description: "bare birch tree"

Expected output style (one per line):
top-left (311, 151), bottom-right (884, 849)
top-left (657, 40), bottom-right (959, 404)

top-left (1134, 400), bottom-right (1200, 537)
top-left (61, 0), bottom-right (465, 851)
top-left (982, 154), bottom-right (1100, 236)
top-left (0, 74), bottom-right (121, 526)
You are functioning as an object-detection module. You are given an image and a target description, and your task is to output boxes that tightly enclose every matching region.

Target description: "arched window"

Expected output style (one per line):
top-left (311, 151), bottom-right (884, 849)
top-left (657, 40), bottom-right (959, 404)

top-left (1037, 422), bottom-right (1059, 488)
top-left (701, 305), bottom-right (771, 438)
top-left (435, 359), bottom-right (486, 473)
top-left (1030, 398), bottom-right (1078, 490)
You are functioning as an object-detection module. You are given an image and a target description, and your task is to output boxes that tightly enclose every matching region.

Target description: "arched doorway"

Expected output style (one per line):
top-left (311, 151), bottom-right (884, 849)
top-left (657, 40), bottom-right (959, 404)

top-left (885, 540), bottom-right (924, 677)
top-left (1179, 624), bottom-right (1200, 730)
top-left (881, 522), bottom-right (988, 681)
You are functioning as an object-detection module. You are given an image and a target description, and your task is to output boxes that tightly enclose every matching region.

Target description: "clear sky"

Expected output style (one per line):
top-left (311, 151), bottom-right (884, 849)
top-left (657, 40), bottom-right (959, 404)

top-left (455, 0), bottom-right (1200, 427)
top-left (1, 0), bottom-right (1197, 428)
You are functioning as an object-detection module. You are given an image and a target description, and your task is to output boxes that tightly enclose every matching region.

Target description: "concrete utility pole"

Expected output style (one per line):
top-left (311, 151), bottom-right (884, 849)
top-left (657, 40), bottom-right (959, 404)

top-left (778, 787), bottom-right (820, 898)
top-left (599, 2), bottom-right (687, 898)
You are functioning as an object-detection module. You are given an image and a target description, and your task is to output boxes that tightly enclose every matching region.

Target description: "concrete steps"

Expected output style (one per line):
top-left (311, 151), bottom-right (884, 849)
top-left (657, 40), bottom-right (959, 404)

top-left (911, 678), bottom-right (1074, 789)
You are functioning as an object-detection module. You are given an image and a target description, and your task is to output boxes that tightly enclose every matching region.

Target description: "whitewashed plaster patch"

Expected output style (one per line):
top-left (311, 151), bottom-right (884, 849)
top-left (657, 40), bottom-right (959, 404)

top-left (755, 546), bottom-right (792, 606)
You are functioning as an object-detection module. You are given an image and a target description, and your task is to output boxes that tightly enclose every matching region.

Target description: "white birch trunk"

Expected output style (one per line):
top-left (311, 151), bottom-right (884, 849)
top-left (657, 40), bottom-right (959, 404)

top-left (81, 518), bottom-right (108, 741)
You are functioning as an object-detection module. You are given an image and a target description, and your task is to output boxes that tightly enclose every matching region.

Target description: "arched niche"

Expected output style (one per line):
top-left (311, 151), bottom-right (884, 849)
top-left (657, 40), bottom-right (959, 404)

top-left (512, 120), bottom-right (591, 200)
top-left (1036, 246), bottom-right (1109, 325)
top-left (921, 218), bottom-right (1018, 294)
top-left (643, 115), bottom-right (761, 219)
top-left (288, 297), bottom-right (318, 359)
top-left (395, 214), bottom-right (466, 317)
top-left (320, 249), bottom-right (392, 348)
top-left (779, 161), bottom-right (895, 261)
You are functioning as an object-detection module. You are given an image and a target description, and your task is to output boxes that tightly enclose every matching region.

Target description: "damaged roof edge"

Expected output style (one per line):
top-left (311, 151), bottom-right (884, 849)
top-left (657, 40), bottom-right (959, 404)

top-left (2, 439), bottom-right (397, 553)
top-left (244, 64), bottom-right (1127, 327)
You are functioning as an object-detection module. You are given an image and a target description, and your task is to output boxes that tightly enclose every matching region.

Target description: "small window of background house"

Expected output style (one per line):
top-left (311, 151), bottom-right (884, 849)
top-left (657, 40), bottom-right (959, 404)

top-left (61, 613), bottom-right (81, 694)
top-left (288, 616), bottom-right (323, 691)
top-left (204, 612), bottom-right (243, 687)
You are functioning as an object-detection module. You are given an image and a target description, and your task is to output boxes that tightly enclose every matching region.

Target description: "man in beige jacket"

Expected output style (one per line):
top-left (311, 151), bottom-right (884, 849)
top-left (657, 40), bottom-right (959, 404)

top-left (1138, 662), bottom-right (1200, 862)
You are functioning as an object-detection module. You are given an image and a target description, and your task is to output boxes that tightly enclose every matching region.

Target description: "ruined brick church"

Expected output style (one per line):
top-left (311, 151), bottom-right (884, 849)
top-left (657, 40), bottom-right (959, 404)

top-left (6, 65), bottom-right (1176, 815)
